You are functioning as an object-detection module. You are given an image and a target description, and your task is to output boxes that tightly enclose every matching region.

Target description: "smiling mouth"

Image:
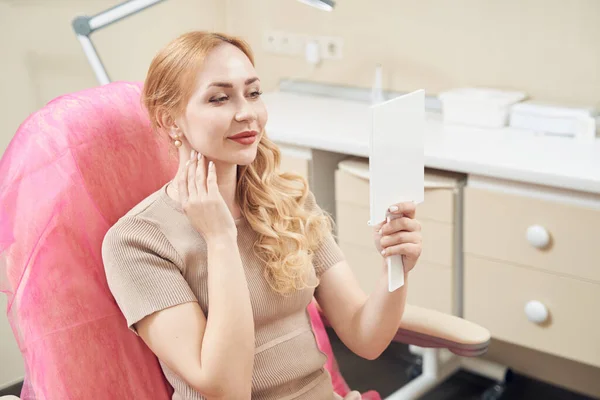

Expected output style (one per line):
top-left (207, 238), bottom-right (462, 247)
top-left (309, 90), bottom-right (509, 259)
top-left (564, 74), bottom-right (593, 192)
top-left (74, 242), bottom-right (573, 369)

top-left (228, 131), bottom-right (258, 145)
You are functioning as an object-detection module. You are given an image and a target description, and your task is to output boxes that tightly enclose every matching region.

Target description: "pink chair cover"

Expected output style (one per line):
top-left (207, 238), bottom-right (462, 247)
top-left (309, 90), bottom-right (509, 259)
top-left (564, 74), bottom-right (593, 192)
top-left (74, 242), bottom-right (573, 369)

top-left (0, 81), bottom-right (380, 399)
top-left (308, 302), bottom-right (381, 400)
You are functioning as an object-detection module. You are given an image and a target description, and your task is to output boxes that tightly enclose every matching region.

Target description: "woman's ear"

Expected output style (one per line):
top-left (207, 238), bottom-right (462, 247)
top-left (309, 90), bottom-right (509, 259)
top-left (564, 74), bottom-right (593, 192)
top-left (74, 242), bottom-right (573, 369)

top-left (155, 109), bottom-right (178, 132)
top-left (156, 111), bottom-right (182, 144)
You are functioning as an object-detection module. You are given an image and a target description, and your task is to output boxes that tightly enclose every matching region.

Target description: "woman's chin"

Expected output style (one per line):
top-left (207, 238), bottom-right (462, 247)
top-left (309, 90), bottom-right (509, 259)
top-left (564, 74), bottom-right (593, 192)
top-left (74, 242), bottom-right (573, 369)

top-left (236, 157), bottom-right (257, 166)
top-left (233, 149), bottom-right (259, 166)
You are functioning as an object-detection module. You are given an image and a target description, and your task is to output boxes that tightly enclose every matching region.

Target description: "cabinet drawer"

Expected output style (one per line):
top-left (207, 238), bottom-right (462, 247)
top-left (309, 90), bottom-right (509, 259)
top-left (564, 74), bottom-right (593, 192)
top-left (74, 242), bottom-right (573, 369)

top-left (464, 187), bottom-right (600, 283)
top-left (278, 144), bottom-right (310, 182)
top-left (337, 202), bottom-right (453, 267)
top-left (407, 262), bottom-right (453, 315)
top-left (464, 255), bottom-right (600, 368)
top-left (335, 159), bottom-right (460, 224)
top-left (340, 241), bottom-right (453, 314)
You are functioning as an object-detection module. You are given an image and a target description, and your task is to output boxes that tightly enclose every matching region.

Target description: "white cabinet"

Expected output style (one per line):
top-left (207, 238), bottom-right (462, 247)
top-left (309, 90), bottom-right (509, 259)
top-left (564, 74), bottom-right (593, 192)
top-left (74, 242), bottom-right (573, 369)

top-left (278, 144), bottom-right (311, 182)
top-left (464, 184), bottom-right (600, 369)
top-left (334, 157), bottom-right (464, 315)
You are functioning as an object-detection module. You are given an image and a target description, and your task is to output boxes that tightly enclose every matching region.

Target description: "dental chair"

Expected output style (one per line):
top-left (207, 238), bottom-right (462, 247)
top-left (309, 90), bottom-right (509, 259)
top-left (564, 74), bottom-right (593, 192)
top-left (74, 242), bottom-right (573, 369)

top-left (0, 81), bottom-right (490, 400)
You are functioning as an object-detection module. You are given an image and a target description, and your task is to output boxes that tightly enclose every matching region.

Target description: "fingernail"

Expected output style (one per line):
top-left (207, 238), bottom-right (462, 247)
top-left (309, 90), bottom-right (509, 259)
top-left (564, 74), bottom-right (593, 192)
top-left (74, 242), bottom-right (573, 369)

top-left (197, 153), bottom-right (202, 160)
top-left (208, 161), bottom-right (214, 169)
top-left (190, 149), bottom-right (195, 159)
top-left (381, 249), bottom-right (386, 256)
top-left (389, 205), bottom-right (399, 212)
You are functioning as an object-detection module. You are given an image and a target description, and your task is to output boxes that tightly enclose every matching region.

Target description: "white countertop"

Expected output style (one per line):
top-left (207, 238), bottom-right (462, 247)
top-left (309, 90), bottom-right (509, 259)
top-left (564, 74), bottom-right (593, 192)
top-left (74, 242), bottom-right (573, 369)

top-left (263, 92), bottom-right (600, 195)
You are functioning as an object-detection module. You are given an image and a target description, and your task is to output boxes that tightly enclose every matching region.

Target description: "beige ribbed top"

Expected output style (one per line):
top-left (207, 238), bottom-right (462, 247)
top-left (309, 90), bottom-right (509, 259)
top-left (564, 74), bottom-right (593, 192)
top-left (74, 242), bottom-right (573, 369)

top-left (101, 183), bottom-right (345, 400)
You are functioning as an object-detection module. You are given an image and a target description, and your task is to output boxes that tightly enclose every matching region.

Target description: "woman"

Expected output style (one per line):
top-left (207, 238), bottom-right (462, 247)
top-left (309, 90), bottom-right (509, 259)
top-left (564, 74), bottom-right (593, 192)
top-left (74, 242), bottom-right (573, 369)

top-left (102, 31), bottom-right (422, 400)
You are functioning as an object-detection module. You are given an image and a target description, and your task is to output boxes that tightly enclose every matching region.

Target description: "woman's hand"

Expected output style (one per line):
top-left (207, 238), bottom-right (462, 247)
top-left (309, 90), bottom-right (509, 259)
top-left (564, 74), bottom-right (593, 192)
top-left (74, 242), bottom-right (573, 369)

top-left (373, 202), bottom-right (422, 273)
top-left (177, 150), bottom-right (237, 244)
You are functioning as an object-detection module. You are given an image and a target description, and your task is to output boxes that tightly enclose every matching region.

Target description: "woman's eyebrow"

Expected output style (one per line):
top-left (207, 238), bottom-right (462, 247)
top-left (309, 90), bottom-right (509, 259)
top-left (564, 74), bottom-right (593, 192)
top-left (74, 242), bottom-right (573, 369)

top-left (207, 77), bottom-right (260, 88)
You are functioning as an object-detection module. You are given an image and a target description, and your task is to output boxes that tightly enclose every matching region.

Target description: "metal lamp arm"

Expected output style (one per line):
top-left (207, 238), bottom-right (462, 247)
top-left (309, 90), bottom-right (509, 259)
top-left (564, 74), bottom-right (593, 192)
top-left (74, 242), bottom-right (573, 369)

top-left (72, 0), bottom-right (166, 85)
top-left (72, 0), bottom-right (333, 86)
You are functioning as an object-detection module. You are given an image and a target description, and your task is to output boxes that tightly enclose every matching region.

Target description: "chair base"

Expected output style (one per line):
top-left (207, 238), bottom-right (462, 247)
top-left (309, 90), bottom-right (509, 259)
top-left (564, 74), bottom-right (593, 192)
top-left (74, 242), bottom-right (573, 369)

top-left (384, 346), bottom-right (510, 400)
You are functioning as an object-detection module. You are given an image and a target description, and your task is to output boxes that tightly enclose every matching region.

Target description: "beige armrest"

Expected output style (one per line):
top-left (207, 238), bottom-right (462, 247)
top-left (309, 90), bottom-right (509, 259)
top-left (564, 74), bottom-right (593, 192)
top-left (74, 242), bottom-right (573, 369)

top-left (316, 301), bottom-right (490, 357)
top-left (394, 304), bottom-right (491, 357)
top-left (0, 396), bottom-right (21, 400)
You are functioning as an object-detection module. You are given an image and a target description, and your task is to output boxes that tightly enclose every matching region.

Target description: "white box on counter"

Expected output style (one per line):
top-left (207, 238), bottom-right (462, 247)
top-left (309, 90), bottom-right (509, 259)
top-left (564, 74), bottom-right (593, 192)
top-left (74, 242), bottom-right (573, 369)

top-left (439, 88), bottom-right (527, 128)
top-left (509, 101), bottom-right (598, 141)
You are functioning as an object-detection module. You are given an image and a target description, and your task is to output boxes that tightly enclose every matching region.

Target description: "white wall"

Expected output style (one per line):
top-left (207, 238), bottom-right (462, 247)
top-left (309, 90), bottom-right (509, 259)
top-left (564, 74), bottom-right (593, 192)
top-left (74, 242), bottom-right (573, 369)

top-left (225, 0), bottom-right (600, 108)
top-left (0, 0), bottom-right (226, 155)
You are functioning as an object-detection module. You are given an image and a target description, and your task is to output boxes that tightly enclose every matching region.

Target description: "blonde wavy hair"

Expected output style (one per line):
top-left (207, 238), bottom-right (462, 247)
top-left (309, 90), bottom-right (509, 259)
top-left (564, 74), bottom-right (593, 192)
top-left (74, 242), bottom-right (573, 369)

top-left (141, 31), bottom-right (333, 294)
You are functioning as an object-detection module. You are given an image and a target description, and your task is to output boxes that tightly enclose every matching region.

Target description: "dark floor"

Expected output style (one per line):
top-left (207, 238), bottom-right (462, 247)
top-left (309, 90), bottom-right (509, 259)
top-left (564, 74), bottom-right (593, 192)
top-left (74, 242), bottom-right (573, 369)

top-left (0, 380), bottom-right (22, 397)
top-left (1, 332), bottom-right (596, 399)
top-left (327, 327), bottom-right (597, 400)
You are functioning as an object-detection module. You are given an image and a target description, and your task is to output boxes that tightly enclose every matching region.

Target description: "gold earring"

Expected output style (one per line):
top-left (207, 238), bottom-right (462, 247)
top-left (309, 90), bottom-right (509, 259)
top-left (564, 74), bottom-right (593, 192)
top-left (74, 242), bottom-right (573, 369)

top-left (171, 130), bottom-right (182, 147)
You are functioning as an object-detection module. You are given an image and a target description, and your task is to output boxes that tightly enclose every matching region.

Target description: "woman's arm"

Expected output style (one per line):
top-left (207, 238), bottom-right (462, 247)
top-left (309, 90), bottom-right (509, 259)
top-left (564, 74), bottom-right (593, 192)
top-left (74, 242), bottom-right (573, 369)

top-left (136, 235), bottom-right (254, 399)
top-left (315, 260), bottom-right (407, 360)
top-left (315, 202), bottom-right (421, 360)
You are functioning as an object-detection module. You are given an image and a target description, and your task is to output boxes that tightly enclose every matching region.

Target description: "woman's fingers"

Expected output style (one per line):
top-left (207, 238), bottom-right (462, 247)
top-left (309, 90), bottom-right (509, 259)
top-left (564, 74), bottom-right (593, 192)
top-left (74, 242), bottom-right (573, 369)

top-left (372, 219), bottom-right (386, 234)
top-left (206, 161), bottom-right (218, 194)
top-left (381, 242), bottom-right (421, 259)
top-left (388, 201), bottom-right (417, 218)
top-left (380, 231), bottom-right (421, 249)
top-left (187, 149), bottom-right (198, 198)
top-left (343, 391), bottom-right (361, 400)
top-left (380, 217), bottom-right (421, 235)
top-left (196, 152), bottom-right (208, 195)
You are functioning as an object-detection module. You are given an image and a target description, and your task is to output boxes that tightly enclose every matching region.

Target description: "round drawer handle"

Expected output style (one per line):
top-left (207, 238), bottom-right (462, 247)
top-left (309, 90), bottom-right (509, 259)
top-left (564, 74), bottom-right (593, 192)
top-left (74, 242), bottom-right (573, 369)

top-left (526, 225), bottom-right (550, 249)
top-left (524, 300), bottom-right (548, 324)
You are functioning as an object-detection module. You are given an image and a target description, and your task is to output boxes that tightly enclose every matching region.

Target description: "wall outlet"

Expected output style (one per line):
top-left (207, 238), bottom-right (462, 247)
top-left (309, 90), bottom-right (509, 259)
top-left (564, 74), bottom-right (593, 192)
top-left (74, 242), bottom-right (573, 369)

top-left (263, 31), bottom-right (343, 61)
top-left (263, 31), bottom-right (279, 53)
top-left (318, 36), bottom-right (343, 60)
top-left (263, 30), bottom-right (304, 56)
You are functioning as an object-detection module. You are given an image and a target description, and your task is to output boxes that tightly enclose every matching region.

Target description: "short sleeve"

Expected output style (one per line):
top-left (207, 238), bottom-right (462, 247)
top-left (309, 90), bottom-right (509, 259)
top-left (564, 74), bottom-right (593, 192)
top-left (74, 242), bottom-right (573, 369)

top-left (102, 217), bottom-right (197, 334)
top-left (304, 191), bottom-right (345, 278)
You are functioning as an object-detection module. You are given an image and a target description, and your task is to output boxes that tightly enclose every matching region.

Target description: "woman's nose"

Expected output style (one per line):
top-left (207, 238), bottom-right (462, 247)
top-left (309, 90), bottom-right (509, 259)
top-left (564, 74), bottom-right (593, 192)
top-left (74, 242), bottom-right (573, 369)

top-left (235, 101), bottom-right (257, 122)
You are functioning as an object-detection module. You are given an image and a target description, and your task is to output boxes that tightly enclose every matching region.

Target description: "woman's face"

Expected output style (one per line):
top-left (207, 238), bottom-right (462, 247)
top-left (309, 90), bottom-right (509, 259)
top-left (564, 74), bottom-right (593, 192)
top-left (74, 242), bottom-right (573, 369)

top-left (174, 43), bottom-right (267, 166)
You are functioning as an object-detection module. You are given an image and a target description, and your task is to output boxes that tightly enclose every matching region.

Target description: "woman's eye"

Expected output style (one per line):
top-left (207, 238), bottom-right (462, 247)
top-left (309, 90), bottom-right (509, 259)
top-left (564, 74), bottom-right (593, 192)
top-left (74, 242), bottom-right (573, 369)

top-left (209, 96), bottom-right (228, 103)
top-left (249, 90), bottom-right (263, 99)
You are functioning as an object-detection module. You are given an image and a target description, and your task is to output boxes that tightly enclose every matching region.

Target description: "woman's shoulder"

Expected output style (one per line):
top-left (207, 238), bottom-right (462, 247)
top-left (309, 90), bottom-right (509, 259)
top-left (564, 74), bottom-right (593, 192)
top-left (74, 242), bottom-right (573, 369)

top-left (102, 186), bottom-right (183, 260)
top-left (120, 184), bottom-right (173, 220)
top-left (102, 214), bottom-right (169, 261)
top-left (101, 212), bottom-right (188, 283)
top-left (107, 183), bottom-right (183, 235)
top-left (300, 190), bottom-right (328, 216)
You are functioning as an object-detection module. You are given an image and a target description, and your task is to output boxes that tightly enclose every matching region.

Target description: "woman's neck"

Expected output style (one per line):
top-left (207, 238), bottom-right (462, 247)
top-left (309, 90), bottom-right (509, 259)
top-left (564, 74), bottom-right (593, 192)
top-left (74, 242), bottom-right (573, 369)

top-left (214, 161), bottom-right (241, 220)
